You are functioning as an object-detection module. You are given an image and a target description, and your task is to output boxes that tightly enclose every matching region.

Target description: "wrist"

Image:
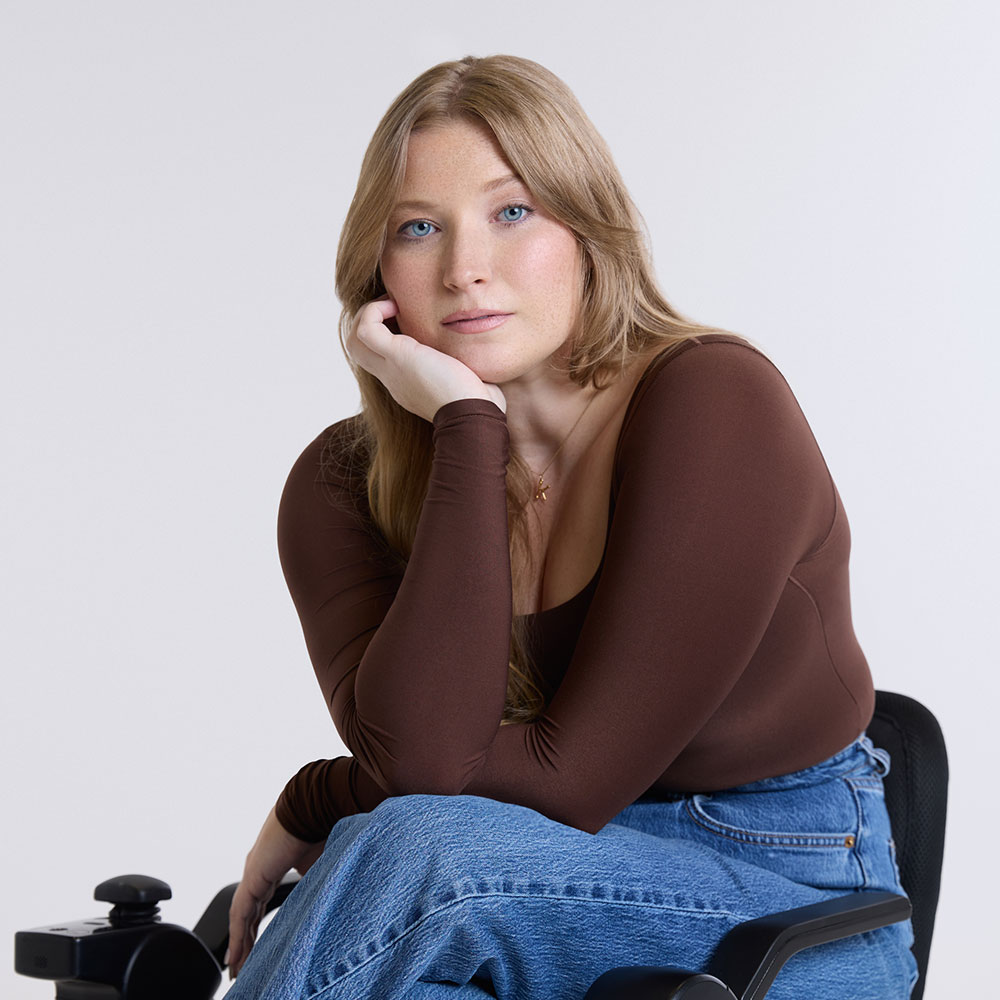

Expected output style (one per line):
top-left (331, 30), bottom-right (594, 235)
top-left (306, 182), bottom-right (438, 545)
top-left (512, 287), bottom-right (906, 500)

top-left (432, 396), bottom-right (507, 426)
top-left (269, 803), bottom-right (321, 846)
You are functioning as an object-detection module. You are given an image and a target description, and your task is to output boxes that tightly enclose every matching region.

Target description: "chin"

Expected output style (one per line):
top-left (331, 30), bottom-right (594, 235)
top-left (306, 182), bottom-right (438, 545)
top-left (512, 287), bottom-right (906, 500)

top-left (447, 347), bottom-right (528, 386)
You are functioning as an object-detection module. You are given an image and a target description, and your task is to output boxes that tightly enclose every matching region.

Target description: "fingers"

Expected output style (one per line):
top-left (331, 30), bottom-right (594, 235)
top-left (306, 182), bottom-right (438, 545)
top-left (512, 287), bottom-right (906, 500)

top-left (228, 915), bottom-right (257, 978)
top-left (347, 297), bottom-right (401, 371)
top-left (343, 293), bottom-right (500, 420)
top-left (227, 805), bottom-right (318, 980)
top-left (371, 295), bottom-right (399, 321)
top-left (227, 888), bottom-right (248, 977)
top-left (354, 298), bottom-right (399, 344)
top-left (228, 882), bottom-right (268, 979)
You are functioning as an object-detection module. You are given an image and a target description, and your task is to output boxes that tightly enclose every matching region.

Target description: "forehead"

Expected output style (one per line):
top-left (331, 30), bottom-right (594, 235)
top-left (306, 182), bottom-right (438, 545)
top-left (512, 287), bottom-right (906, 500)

top-left (396, 121), bottom-right (523, 202)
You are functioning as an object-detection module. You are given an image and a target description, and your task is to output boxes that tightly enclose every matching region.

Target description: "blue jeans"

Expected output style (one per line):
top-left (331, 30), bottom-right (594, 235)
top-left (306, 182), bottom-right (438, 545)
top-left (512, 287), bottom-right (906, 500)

top-left (226, 736), bottom-right (918, 999)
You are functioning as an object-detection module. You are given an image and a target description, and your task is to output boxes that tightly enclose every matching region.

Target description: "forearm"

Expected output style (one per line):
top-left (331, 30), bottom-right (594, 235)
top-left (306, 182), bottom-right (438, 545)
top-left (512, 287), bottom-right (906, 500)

top-left (278, 400), bottom-right (515, 806)
top-left (345, 400), bottom-right (514, 792)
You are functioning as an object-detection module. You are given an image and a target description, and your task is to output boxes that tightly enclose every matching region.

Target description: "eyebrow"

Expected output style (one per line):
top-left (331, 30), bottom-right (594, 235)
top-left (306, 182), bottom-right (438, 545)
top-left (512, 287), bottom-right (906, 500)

top-left (391, 174), bottom-right (524, 215)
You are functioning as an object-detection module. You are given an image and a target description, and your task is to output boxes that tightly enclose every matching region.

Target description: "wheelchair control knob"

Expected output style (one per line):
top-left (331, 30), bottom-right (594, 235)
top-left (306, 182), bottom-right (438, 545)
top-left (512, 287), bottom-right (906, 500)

top-left (94, 874), bottom-right (172, 926)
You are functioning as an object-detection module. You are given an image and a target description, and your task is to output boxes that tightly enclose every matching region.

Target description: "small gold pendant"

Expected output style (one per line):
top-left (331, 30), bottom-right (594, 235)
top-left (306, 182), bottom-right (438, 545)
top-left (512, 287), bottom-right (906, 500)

top-left (534, 475), bottom-right (549, 502)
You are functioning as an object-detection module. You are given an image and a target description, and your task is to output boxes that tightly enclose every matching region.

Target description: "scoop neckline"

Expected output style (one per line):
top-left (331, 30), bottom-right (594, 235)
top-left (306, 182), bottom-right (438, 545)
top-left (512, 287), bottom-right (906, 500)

top-left (518, 561), bottom-right (602, 621)
top-left (516, 340), bottom-right (685, 620)
top-left (516, 334), bottom-right (751, 620)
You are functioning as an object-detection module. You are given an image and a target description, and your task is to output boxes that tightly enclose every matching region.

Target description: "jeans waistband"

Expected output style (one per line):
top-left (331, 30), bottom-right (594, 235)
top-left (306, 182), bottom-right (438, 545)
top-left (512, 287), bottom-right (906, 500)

top-left (728, 736), bottom-right (890, 793)
top-left (637, 736), bottom-right (889, 802)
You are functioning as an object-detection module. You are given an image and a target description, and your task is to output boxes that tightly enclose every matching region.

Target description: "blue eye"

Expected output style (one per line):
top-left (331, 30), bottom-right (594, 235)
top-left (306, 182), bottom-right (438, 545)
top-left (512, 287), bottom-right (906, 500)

top-left (396, 203), bottom-right (534, 242)
top-left (400, 220), bottom-right (436, 239)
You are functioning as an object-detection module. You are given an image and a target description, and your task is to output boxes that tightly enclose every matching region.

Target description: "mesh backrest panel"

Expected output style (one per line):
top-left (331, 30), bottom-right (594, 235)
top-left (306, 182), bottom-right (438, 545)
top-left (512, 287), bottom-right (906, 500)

top-left (866, 691), bottom-right (948, 1000)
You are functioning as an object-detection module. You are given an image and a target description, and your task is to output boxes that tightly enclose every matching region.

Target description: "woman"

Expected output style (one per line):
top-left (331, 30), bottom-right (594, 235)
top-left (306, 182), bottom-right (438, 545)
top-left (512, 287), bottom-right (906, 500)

top-left (225, 54), bottom-right (917, 1000)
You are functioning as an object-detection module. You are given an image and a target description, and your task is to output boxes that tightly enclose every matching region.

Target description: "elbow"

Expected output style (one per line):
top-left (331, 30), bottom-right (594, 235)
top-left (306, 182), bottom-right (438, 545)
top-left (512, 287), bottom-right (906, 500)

top-left (560, 807), bottom-right (606, 837)
top-left (550, 788), bottom-right (616, 836)
top-left (382, 774), bottom-right (468, 798)
top-left (378, 759), bottom-right (470, 799)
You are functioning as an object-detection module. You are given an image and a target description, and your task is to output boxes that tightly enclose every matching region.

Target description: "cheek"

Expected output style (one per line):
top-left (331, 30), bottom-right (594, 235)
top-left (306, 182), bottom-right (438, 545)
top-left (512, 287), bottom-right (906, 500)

top-left (380, 257), bottom-right (433, 336)
top-left (379, 253), bottom-right (407, 302)
top-left (515, 237), bottom-right (582, 317)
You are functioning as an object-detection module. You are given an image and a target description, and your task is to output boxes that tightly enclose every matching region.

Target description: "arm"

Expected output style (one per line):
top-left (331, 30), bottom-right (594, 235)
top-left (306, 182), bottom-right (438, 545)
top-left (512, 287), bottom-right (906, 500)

top-left (227, 805), bottom-right (326, 978)
top-left (274, 755), bottom-right (391, 841)
top-left (275, 398), bottom-right (514, 801)
top-left (456, 342), bottom-right (837, 832)
top-left (278, 340), bottom-right (836, 838)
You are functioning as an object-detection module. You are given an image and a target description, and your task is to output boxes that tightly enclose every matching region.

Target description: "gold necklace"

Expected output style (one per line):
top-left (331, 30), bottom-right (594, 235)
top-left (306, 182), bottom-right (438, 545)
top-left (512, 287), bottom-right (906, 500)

top-left (529, 390), bottom-right (602, 502)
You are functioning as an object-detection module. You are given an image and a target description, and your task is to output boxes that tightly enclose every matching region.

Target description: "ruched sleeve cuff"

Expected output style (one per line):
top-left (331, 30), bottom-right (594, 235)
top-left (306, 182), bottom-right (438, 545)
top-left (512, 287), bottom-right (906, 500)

top-left (274, 756), bottom-right (355, 843)
top-left (274, 755), bottom-right (394, 843)
top-left (431, 398), bottom-right (509, 471)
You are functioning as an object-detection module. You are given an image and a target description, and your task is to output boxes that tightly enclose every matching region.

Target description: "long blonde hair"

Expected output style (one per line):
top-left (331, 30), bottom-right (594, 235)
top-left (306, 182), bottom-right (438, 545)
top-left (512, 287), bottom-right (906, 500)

top-left (333, 54), bottom-right (738, 724)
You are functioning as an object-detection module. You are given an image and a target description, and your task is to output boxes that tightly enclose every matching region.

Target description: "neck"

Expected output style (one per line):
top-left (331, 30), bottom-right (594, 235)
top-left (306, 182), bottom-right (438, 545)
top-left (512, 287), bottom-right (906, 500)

top-left (499, 368), bottom-right (601, 472)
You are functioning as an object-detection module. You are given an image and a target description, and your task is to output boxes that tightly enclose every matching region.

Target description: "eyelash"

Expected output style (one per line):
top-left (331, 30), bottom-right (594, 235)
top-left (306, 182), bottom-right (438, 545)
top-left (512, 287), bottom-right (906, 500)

top-left (396, 203), bottom-right (536, 242)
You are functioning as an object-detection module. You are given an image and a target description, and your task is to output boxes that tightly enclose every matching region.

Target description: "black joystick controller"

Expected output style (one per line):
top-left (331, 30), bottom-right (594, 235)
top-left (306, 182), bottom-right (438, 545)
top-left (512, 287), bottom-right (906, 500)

top-left (14, 874), bottom-right (221, 1000)
top-left (94, 874), bottom-right (172, 926)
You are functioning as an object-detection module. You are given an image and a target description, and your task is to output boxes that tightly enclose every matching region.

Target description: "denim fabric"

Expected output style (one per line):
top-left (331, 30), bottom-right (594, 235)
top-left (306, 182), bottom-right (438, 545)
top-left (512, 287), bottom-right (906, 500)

top-left (225, 737), bottom-right (917, 1000)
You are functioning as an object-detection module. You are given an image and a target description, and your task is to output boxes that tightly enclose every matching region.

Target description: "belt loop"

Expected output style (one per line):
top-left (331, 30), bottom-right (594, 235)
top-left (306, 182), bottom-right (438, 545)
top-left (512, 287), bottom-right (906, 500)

top-left (868, 739), bottom-right (891, 777)
top-left (858, 734), bottom-right (891, 776)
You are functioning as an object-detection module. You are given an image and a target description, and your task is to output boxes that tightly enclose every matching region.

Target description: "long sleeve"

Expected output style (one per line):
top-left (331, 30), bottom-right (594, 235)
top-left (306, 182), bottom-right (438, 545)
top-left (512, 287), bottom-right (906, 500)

top-left (453, 341), bottom-right (864, 833)
top-left (274, 397), bottom-right (514, 807)
top-left (274, 337), bottom-right (871, 840)
top-left (274, 756), bottom-right (390, 842)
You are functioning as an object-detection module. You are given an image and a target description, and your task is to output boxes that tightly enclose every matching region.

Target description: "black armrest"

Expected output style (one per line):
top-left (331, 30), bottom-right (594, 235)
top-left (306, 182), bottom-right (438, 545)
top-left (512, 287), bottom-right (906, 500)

top-left (585, 890), bottom-right (911, 1000)
top-left (192, 873), bottom-right (301, 968)
top-left (585, 967), bottom-right (738, 998)
top-left (708, 890), bottom-right (911, 1000)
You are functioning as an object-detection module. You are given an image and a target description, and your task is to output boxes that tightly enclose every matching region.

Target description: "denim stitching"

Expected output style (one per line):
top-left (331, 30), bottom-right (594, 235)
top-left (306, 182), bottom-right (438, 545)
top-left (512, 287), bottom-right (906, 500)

top-left (684, 797), bottom-right (854, 847)
top-left (847, 776), bottom-right (884, 790)
top-left (302, 889), bottom-right (753, 999)
top-left (842, 777), bottom-right (870, 888)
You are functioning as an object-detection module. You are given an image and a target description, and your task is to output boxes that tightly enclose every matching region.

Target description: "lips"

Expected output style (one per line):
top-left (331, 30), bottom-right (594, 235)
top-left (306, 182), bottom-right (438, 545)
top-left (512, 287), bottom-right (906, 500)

top-left (441, 310), bottom-right (513, 334)
top-left (441, 309), bottom-right (512, 324)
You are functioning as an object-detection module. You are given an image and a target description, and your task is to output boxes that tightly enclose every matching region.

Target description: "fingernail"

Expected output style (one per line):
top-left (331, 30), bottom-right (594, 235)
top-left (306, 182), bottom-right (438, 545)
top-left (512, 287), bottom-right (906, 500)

top-left (224, 947), bottom-right (230, 966)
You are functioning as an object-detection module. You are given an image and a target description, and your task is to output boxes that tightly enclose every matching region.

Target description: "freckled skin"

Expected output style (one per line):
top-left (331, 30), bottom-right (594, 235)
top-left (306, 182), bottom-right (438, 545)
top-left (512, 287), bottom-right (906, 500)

top-left (379, 120), bottom-right (584, 390)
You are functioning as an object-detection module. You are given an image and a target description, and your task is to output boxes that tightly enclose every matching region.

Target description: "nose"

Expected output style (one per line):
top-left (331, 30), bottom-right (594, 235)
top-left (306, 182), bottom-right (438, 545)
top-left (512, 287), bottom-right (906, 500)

top-left (441, 222), bottom-right (492, 291)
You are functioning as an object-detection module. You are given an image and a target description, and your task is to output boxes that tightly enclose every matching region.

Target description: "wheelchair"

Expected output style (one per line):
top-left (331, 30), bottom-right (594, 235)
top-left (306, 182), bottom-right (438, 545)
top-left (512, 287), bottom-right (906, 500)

top-left (15, 691), bottom-right (947, 999)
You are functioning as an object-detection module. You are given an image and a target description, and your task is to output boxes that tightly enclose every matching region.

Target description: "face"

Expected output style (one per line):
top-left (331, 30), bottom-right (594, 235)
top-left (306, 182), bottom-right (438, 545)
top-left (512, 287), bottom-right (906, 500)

top-left (379, 119), bottom-right (584, 387)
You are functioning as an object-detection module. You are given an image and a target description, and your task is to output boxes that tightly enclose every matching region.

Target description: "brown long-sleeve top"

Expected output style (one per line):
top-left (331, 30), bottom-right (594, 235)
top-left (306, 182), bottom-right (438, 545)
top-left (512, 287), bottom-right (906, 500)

top-left (272, 334), bottom-right (874, 839)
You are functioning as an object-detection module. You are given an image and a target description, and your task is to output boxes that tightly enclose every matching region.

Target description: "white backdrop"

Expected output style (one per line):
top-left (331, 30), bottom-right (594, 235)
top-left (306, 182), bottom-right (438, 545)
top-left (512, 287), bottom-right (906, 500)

top-left (3, 2), bottom-right (997, 997)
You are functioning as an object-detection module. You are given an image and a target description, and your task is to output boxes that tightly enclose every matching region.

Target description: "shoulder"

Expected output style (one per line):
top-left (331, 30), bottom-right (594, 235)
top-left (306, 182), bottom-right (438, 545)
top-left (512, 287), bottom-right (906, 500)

top-left (280, 414), bottom-right (371, 520)
top-left (627, 333), bottom-right (787, 412)
top-left (619, 334), bottom-right (804, 446)
top-left (614, 333), bottom-right (829, 493)
top-left (285, 414), bottom-right (367, 480)
top-left (277, 415), bottom-right (401, 590)
top-left (610, 333), bottom-right (835, 552)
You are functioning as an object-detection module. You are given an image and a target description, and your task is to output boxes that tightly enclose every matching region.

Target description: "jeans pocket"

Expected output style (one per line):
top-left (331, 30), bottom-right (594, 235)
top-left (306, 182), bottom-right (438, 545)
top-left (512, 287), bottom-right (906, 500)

top-left (843, 774), bottom-right (905, 894)
top-left (683, 780), bottom-right (865, 891)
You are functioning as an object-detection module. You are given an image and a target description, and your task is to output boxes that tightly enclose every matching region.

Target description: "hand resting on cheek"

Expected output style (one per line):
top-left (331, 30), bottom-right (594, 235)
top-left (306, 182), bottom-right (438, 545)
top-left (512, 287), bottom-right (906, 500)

top-left (346, 297), bottom-right (507, 422)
